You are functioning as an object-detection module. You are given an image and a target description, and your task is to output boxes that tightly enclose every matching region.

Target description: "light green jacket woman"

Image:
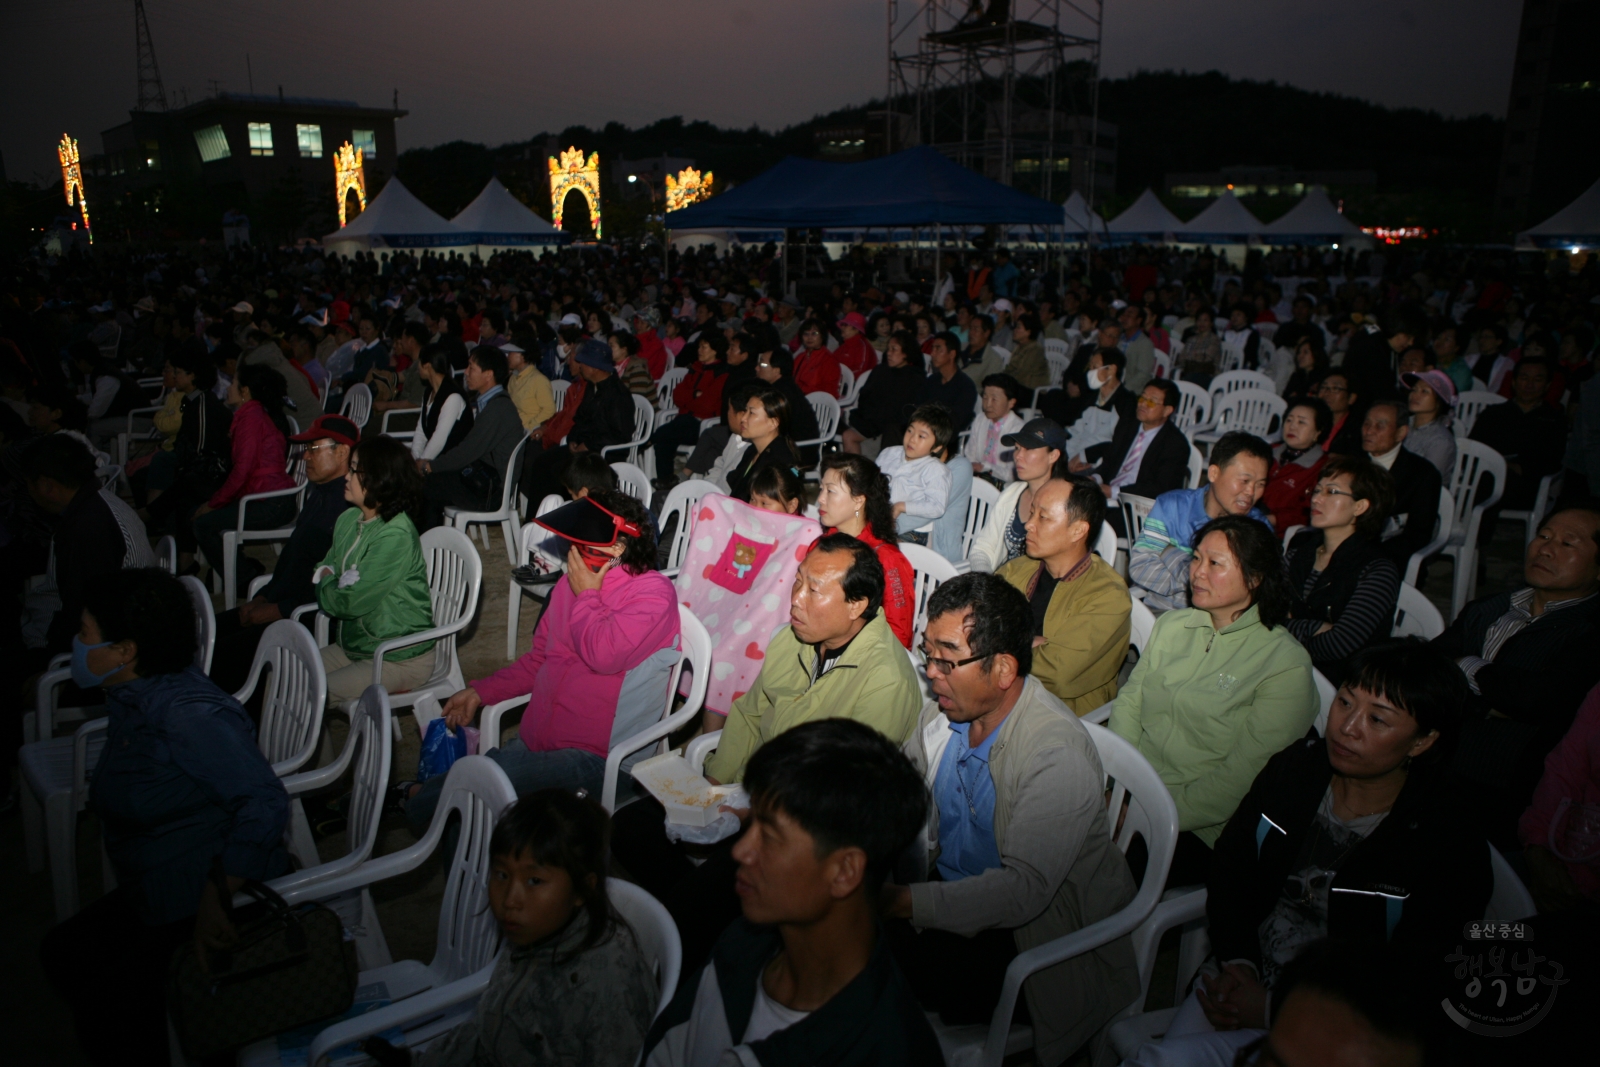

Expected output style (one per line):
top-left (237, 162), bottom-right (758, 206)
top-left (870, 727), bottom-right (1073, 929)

top-left (1109, 604), bottom-right (1317, 846)
top-left (314, 508), bottom-right (434, 662)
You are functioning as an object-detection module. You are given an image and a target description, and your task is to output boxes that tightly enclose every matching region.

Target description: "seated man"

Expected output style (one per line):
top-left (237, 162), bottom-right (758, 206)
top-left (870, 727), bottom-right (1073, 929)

top-left (1128, 432), bottom-right (1272, 612)
top-left (418, 345), bottom-right (525, 529)
top-left (1361, 399), bottom-right (1442, 569)
top-left (612, 534), bottom-right (924, 971)
top-left (641, 720), bottom-right (942, 1066)
top-left (998, 477), bottom-right (1130, 714)
top-left (1084, 378), bottom-right (1192, 535)
top-left (520, 339), bottom-right (636, 508)
top-left (883, 575), bottom-right (1138, 1065)
top-left (1062, 348), bottom-right (1136, 468)
top-left (209, 414), bottom-right (358, 693)
top-left (1434, 501), bottom-right (1600, 850)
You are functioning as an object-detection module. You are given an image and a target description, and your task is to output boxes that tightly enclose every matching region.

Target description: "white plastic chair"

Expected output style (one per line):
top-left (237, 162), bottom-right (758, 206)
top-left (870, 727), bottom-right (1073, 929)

top-left (383, 526), bottom-right (483, 732)
top-left (1119, 494), bottom-right (1157, 552)
top-left (1310, 667), bottom-right (1338, 737)
top-left (240, 618), bottom-right (329, 776)
top-left (1206, 369), bottom-right (1275, 409)
top-left (798, 392), bottom-right (842, 476)
top-left (930, 722), bottom-right (1179, 1067)
top-left (504, 496), bottom-right (568, 659)
top-left (900, 541), bottom-right (960, 646)
top-left (659, 479), bottom-right (718, 578)
top-left (1452, 390), bottom-right (1506, 438)
top-left (1186, 443), bottom-right (1205, 489)
top-left (961, 478), bottom-right (1002, 564)
top-left (1171, 381), bottom-right (1211, 435)
top-left (1441, 440), bottom-right (1506, 619)
top-left (180, 574), bottom-right (217, 676)
top-left (1401, 487), bottom-right (1454, 588)
top-left (379, 405), bottom-right (423, 442)
top-left (1501, 470), bottom-right (1561, 546)
top-left (1392, 583), bottom-right (1445, 640)
top-left (1151, 350), bottom-right (1173, 381)
top-left (1218, 340), bottom-right (1246, 373)
top-left (219, 459), bottom-right (309, 609)
top-left (1192, 389), bottom-right (1286, 446)
top-left (1043, 338), bottom-right (1070, 361)
top-left (837, 364), bottom-right (858, 409)
top-left (480, 606), bottom-right (713, 813)
top-left (1094, 521), bottom-right (1118, 568)
top-left (339, 382), bottom-right (373, 429)
top-left (1082, 597), bottom-right (1156, 725)
top-left (238, 755), bottom-right (519, 1063)
top-left (1033, 351), bottom-right (1073, 410)
top-left (549, 378), bottom-right (569, 412)
top-left (609, 461), bottom-right (653, 507)
top-left (443, 435), bottom-right (529, 566)
top-left (154, 534), bottom-right (177, 573)
top-left (654, 366), bottom-right (687, 418)
top-left (600, 393), bottom-right (655, 467)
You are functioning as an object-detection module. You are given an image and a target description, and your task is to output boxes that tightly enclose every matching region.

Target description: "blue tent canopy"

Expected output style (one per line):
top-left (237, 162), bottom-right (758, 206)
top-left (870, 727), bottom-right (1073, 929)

top-left (665, 146), bottom-right (1063, 229)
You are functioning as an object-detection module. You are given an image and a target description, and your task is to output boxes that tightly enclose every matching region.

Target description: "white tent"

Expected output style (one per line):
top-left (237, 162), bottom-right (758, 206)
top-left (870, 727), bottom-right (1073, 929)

top-left (1178, 190), bottom-right (1265, 243)
top-left (1063, 190), bottom-right (1106, 237)
top-left (1260, 187), bottom-right (1365, 246)
top-left (322, 178), bottom-right (472, 257)
top-left (1517, 175), bottom-right (1600, 250)
top-left (1106, 189), bottom-right (1184, 242)
top-left (451, 177), bottom-right (568, 250)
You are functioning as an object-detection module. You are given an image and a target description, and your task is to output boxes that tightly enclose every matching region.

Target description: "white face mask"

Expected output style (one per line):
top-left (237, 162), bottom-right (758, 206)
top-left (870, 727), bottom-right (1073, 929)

top-left (1086, 366), bottom-right (1108, 390)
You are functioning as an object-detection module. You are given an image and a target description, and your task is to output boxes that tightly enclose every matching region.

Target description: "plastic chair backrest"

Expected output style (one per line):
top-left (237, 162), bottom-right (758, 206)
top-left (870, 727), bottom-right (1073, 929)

top-left (1187, 442), bottom-right (1206, 488)
top-left (992, 345), bottom-right (1012, 368)
top-left (1094, 521), bottom-right (1118, 566)
top-left (340, 383), bottom-right (372, 429)
top-left (608, 879), bottom-right (683, 1018)
top-left (178, 574), bottom-right (216, 674)
top-left (1219, 340), bottom-right (1246, 372)
top-left (963, 478), bottom-right (1001, 560)
top-left (659, 480), bottom-right (718, 574)
top-left (846, 368), bottom-right (870, 408)
top-left (155, 534), bottom-right (177, 574)
top-left (1453, 390), bottom-right (1506, 439)
top-left (419, 525), bottom-right (484, 670)
top-left (1448, 439), bottom-right (1506, 539)
top-left (609, 462), bottom-right (653, 507)
top-left (1121, 494), bottom-right (1157, 542)
top-left (1311, 668), bottom-right (1338, 737)
top-left (1042, 338), bottom-right (1070, 360)
top-left (239, 619), bottom-right (328, 775)
top-left (550, 379), bottom-right (569, 411)
top-left (1208, 370), bottom-right (1275, 405)
top-left (494, 436), bottom-right (530, 515)
top-left (656, 367), bottom-right (687, 410)
top-left (1392, 584), bottom-right (1445, 640)
top-left (1485, 843), bottom-right (1536, 920)
top-left (837, 365), bottom-right (856, 406)
top-left (629, 392), bottom-right (654, 443)
top-left (1129, 597), bottom-right (1155, 656)
top-left (803, 392), bottom-right (841, 442)
top-left (1211, 389), bottom-right (1285, 438)
top-left (1173, 381), bottom-right (1211, 431)
top-left (426, 756), bottom-right (520, 982)
top-left (601, 608), bottom-right (714, 811)
top-left (900, 541), bottom-right (959, 644)
top-left (1044, 351), bottom-right (1071, 388)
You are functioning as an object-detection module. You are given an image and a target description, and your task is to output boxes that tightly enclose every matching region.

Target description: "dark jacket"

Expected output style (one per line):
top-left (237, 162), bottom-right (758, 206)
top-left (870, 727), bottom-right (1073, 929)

top-left (1340, 326), bottom-right (1395, 406)
top-left (91, 668), bottom-right (290, 925)
top-left (726, 438), bottom-right (804, 502)
top-left (849, 362), bottom-right (924, 440)
top-left (1432, 589), bottom-right (1600, 846)
top-left (914, 369), bottom-right (979, 435)
top-left (1376, 447), bottom-right (1442, 567)
top-left (342, 339), bottom-right (390, 385)
top-left (47, 484), bottom-right (128, 654)
top-left (256, 479), bottom-right (354, 616)
top-left (569, 373), bottom-right (637, 452)
top-left (1208, 738), bottom-right (1491, 979)
top-left (171, 387), bottom-right (233, 489)
top-left (641, 917), bottom-right (944, 1067)
top-left (773, 375), bottom-right (822, 443)
top-left (1284, 530), bottom-right (1400, 685)
top-left (431, 391), bottom-right (523, 478)
top-left (1087, 418), bottom-right (1191, 498)
top-left (1321, 409), bottom-right (1363, 457)
top-left (1469, 400), bottom-right (1567, 509)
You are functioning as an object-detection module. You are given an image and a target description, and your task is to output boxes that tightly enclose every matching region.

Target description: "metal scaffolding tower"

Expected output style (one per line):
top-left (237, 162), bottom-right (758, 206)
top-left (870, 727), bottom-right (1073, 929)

top-left (134, 0), bottom-right (169, 111)
top-left (887, 0), bottom-right (1104, 207)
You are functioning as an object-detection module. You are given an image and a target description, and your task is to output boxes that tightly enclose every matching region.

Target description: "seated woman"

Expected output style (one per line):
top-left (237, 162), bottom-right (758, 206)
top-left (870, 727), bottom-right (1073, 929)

top-left (410, 343), bottom-right (473, 462)
top-left (815, 452), bottom-right (915, 648)
top-left (963, 372), bottom-right (1026, 483)
top-left (1110, 515), bottom-right (1320, 886)
top-left (40, 568), bottom-right (289, 1067)
top-left (1281, 334), bottom-right (1328, 403)
top-left (191, 363), bottom-right (298, 596)
top-left (696, 381), bottom-right (756, 492)
top-left (1284, 456), bottom-right (1400, 685)
top-left (1175, 307), bottom-right (1222, 387)
top-left (751, 345), bottom-right (821, 446)
top-left (404, 490), bottom-right (679, 831)
top-left (840, 329), bottom-right (925, 454)
top-left (1122, 641), bottom-right (1490, 1067)
top-left (650, 332), bottom-right (727, 481)
top-left (128, 348), bottom-right (211, 508)
top-left (966, 417), bottom-right (1067, 573)
top-left (1261, 397), bottom-right (1330, 535)
top-left (723, 387), bottom-right (802, 503)
top-left (313, 435), bottom-right (437, 708)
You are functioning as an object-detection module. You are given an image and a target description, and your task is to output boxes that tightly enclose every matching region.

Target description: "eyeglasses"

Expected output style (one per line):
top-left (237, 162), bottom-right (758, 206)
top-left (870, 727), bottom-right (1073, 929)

top-left (302, 442), bottom-right (342, 455)
top-left (1311, 485), bottom-right (1354, 498)
top-left (916, 644), bottom-right (985, 675)
top-left (1317, 384), bottom-right (1349, 394)
top-left (1136, 396), bottom-right (1166, 408)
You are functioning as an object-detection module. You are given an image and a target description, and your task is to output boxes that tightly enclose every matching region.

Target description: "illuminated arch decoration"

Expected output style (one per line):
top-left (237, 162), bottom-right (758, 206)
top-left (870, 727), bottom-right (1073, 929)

top-left (57, 134), bottom-right (92, 243)
top-left (334, 141), bottom-right (368, 227)
top-left (549, 146), bottom-right (602, 239)
top-left (665, 166), bottom-right (714, 212)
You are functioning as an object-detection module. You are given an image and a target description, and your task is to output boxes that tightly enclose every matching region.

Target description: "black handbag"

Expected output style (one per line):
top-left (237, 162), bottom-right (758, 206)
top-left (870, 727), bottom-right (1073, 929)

top-left (167, 864), bottom-right (359, 1059)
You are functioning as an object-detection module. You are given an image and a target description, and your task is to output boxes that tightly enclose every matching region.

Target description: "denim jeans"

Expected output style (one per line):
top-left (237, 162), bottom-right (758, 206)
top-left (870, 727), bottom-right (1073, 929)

top-left (405, 737), bottom-right (605, 837)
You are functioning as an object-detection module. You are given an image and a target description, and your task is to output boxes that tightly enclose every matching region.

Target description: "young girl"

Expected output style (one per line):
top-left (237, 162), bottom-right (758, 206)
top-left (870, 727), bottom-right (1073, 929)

top-left (368, 790), bottom-right (658, 1067)
top-left (748, 463), bottom-right (803, 515)
top-left (877, 403), bottom-right (955, 544)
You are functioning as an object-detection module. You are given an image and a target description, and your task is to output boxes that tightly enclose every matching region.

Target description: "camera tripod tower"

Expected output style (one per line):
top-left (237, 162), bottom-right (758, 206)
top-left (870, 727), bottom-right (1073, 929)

top-left (134, 0), bottom-right (169, 111)
top-left (887, 0), bottom-right (1105, 206)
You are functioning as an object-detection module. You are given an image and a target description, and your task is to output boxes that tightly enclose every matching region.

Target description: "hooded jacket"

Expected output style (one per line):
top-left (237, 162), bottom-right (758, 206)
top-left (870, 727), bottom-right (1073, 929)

top-left (314, 508), bottom-right (435, 662)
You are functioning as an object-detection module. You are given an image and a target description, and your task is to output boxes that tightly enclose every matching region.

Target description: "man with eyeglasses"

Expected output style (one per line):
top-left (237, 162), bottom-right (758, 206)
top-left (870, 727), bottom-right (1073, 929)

top-left (881, 573), bottom-right (1139, 1064)
top-left (209, 413), bottom-right (358, 692)
top-left (1313, 371), bottom-right (1362, 456)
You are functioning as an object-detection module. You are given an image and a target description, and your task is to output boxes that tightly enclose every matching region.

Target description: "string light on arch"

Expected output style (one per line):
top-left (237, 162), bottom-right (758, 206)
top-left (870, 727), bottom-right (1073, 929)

top-left (58, 134), bottom-right (92, 243)
top-left (549, 146), bottom-right (602, 239)
top-left (334, 141), bottom-right (368, 228)
top-left (665, 166), bottom-right (714, 212)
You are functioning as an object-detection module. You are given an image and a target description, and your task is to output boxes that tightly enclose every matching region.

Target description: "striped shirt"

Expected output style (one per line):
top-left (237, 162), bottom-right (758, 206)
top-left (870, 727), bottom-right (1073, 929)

top-left (1458, 588), bottom-right (1599, 693)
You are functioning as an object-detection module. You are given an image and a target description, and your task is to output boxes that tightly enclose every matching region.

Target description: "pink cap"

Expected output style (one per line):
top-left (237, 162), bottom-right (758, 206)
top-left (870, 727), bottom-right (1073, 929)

top-left (837, 311), bottom-right (868, 332)
top-left (1402, 369), bottom-right (1457, 407)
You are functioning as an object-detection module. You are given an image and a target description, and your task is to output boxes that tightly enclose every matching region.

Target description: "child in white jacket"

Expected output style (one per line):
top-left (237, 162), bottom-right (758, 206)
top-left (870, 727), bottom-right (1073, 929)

top-left (878, 404), bottom-right (955, 543)
top-left (963, 372), bottom-right (1026, 483)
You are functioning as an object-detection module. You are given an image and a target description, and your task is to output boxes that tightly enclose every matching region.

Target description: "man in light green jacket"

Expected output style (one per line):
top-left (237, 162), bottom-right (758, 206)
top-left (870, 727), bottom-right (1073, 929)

top-left (705, 535), bottom-right (923, 783)
top-left (883, 574), bottom-right (1139, 1067)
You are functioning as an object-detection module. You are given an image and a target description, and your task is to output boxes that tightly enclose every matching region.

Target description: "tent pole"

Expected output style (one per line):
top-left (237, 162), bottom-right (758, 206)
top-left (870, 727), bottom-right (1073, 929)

top-left (781, 229), bottom-right (789, 300)
top-left (935, 222), bottom-right (942, 300)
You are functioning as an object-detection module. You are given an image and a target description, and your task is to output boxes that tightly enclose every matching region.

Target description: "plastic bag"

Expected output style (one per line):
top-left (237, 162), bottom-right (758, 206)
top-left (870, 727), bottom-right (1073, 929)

top-left (418, 717), bottom-right (468, 781)
top-left (662, 785), bottom-right (750, 846)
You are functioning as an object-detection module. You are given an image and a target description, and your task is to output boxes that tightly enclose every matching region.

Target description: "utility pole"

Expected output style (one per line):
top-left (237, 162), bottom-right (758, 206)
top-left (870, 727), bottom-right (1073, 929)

top-left (134, 0), bottom-right (169, 110)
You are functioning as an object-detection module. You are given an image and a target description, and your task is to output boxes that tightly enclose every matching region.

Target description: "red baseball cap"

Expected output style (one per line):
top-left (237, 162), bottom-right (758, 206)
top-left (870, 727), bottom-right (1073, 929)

top-left (837, 311), bottom-right (868, 332)
top-left (289, 413), bottom-right (360, 448)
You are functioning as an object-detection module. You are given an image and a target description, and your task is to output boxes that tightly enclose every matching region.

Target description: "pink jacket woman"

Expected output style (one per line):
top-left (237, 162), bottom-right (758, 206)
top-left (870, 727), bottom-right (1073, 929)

top-left (207, 398), bottom-right (294, 510)
top-left (1519, 682), bottom-right (1600, 899)
top-left (475, 566), bottom-right (680, 758)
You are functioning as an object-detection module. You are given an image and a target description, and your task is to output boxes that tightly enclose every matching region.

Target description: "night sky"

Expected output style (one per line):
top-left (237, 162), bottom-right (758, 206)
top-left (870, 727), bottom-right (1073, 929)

top-left (3, 0), bottom-right (1522, 185)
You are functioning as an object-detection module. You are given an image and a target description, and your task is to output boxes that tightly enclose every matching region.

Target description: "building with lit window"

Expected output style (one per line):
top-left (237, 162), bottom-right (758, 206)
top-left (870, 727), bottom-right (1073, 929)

top-left (1165, 166), bottom-right (1376, 200)
top-left (90, 91), bottom-right (405, 235)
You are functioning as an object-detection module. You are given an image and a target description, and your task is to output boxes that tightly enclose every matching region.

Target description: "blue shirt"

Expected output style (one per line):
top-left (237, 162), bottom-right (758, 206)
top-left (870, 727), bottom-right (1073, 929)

top-left (475, 384), bottom-right (505, 412)
top-left (933, 717), bottom-right (1007, 881)
top-left (1132, 486), bottom-right (1271, 558)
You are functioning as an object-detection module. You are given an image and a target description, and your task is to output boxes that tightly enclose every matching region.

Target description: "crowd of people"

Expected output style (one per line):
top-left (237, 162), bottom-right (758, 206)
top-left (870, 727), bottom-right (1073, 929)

top-left (3, 233), bottom-right (1598, 1065)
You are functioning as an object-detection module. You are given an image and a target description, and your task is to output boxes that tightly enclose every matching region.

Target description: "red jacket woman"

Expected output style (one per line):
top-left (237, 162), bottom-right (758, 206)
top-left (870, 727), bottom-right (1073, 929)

top-left (672, 360), bottom-right (727, 421)
top-left (207, 392), bottom-right (293, 510)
